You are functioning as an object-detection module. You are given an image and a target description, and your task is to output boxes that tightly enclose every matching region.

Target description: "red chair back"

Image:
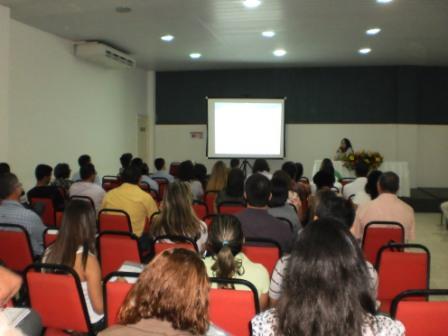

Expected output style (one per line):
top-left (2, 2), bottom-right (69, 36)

top-left (203, 214), bottom-right (217, 229)
top-left (0, 224), bottom-right (34, 272)
top-left (209, 278), bottom-right (260, 336)
top-left (152, 177), bottom-right (169, 201)
top-left (43, 228), bottom-right (59, 248)
top-left (153, 235), bottom-right (198, 255)
top-left (102, 176), bottom-right (122, 192)
top-left (242, 238), bottom-right (282, 276)
top-left (30, 197), bottom-right (57, 227)
top-left (98, 209), bottom-right (132, 233)
top-left (362, 221), bottom-right (405, 264)
top-left (217, 201), bottom-right (246, 215)
top-left (205, 191), bottom-right (219, 215)
top-left (193, 201), bottom-right (209, 219)
top-left (98, 231), bottom-right (141, 278)
top-left (169, 162), bottom-right (180, 178)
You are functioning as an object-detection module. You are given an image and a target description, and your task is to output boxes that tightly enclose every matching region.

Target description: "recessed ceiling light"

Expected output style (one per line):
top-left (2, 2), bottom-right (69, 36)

top-left (376, 0), bottom-right (393, 3)
top-left (262, 31), bottom-right (276, 38)
top-left (190, 53), bottom-right (202, 59)
top-left (273, 49), bottom-right (287, 57)
top-left (358, 48), bottom-right (372, 55)
top-left (161, 35), bottom-right (174, 42)
top-left (243, 0), bottom-right (261, 8)
top-left (366, 28), bottom-right (381, 35)
top-left (115, 6), bottom-right (131, 13)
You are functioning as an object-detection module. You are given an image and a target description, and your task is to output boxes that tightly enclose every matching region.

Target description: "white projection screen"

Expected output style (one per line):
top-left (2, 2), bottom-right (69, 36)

top-left (207, 98), bottom-right (285, 159)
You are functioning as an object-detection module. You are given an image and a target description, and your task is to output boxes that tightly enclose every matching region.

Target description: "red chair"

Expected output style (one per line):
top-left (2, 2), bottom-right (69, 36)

top-left (43, 228), bottom-right (59, 248)
top-left (139, 182), bottom-right (160, 202)
top-left (193, 200), bottom-right (209, 219)
top-left (97, 231), bottom-right (142, 279)
top-left (376, 243), bottom-right (430, 314)
top-left (209, 278), bottom-right (260, 336)
top-left (242, 238), bottom-right (282, 276)
top-left (102, 176), bottom-right (121, 192)
top-left (103, 271), bottom-right (139, 327)
top-left (340, 177), bottom-right (356, 186)
top-left (0, 224), bottom-right (34, 273)
top-left (204, 191), bottom-right (219, 215)
top-left (362, 221), bottom-right (405, 265)
top-left (217, 201), bottom-right (246, 215)
top-left (203, 214), bottom-right (217, 228)
top-left (391, 289), bottom-right (448, 336)
top-left (29, 197), bottom-right (62, 227)
top-left (98, 209), bottom-right (132, 233)
top-left (152, 177), bottom-right (169, 201)
top-left (25, 263), bottom-right (95, 335)
top-left (153, 235), bottom-right (198, 255)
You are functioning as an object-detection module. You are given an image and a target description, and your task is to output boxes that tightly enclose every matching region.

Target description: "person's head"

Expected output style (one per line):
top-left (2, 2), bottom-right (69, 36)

top-left (0, 173), bottom-right (22, 201)
top-left (225, 168), bottom-right (245, 198)
top-left (35, 164), bottom-right (53, 185)
top-left (295, 162), bottom-right (304, 181)
top-left (78, 154), bottom-right (91, 168)
top-left (45, 200), bottom-right (96, 269)
top-left (54, 163), bottom-right (71, 180)
top-left (154, 158), bottom-right (165, 171)
top-left (277, 218), bottom-right (375, 335)
top-left (314, 190), bottom-right (355, 229)
top-left (252, 158), bottom-right (270, 174)
top-left (230, 158), bottom-right (240, 169)
top-left (130, 157), bottom-right (144, 169)
top-left (313, 170), bottom-right (335, 190)
top-left (281, 161), bottom-right (298, 182)
top-left (141, 163), bottom-right (150, 176)
top-left (80, 163), bottom-right (96, 182)
top-left (0, 162), bottom-right (11, 176)
top-left (378, 171), bottom-right (399, 195)
top-left (355, 161), bottom-right (369, 178)
top-left (120, 153), bottom-right (133, 169)
top-left (118, 249), bottom-right (209, 334)
top-left (121, 165), bottom-right (142, 185)
top-left (320, 158), bottom-right (335, 176)
top-left (207, 161), bottom-right (228, 191)
top-left (193, 163), bottom-right (207, 182)
top-left (178, 160), bottom-right (194, 181)
top-left (340, 138), bottom-right (353, 152)
top-left (365, 170), bottom-right (382, 200)
top-left (269, 171), bottom-right (290, 207)
top-left (244, 173), bottom-right (271, 208)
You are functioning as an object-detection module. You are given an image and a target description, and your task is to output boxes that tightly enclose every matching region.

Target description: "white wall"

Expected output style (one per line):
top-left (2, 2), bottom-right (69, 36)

top-left (8, 20), bottom-right (147, 190)
top-left (0, 5), bottom-right (10, 161)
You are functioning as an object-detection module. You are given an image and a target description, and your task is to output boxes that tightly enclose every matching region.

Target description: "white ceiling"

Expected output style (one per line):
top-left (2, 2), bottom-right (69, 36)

top-left (1, 0), bottom-right (448, 70)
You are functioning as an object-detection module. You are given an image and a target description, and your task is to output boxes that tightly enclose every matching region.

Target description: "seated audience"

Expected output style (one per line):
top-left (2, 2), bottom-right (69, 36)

top-left (119, 153), bottom-right (133, 176)
top-left (252, 158), bottom-right (272, 180)
top-left (131, 158), bottom-right (158, 192)
top-left (253, 218), bottom-right (404, 336)
top-left (27, 164), bottom-right (66, 211)
top-left (235, 174), bottom-right (292, 253)
top-left (0, 174), bottom-right (46, 255)
top-left (216, 168), bottom-right (246, 207)
top-left (42, 200), bottom-right (104, 330)
top-left (308, 170), bottom-right (335, 215)
top-left (352, 172), bottom-right (415, 241)
top-left (317, 158), bottom-right (343, 189)
top-left (51, 163), bottom-right (72, 195)
top-left (151, 157), bottom-right (174, 183)
top-left (206, 161), bottom-right (228, 192)
top-left (69, 163), bottom-right (105, 213)
top-left (102, 166), bottom-right (158, 237)
top-left (99, 249), bottom-right (227, 336)
top-left (193, 163), bottom-right (208, 191)
top-left (150, 181), bottom-right (208, 253)
top-left (230, 158), bottom-right (240, 169)
top-left (343, 161), bottom-right (369, 199)
top-left (352, 170), bottom-right (383, 206)
top-left (178, 160), bottom-right (204, 200)
top-left (72, 154), bottom-right (100, 185)
top-left (0, 162), bottom-right (11, 176)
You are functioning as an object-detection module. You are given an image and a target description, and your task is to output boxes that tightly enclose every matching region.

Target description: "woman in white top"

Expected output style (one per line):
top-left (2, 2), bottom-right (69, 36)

top-left (353, 170), bottom-right (383, 207)
top-left (43, 200), bottom-right (104, 330)
top-left (251, 218), bottom-right (405, 336)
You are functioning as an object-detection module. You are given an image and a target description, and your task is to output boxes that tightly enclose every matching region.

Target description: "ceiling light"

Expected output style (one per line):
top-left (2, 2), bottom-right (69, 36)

top-left (376, 0), bottom-right (393, 3)
top-left (115, 6), bottom-right (131, 13)
top-left (161, 35), bottom-right (174, 42)
top-left (262, 31), bottom-right (276, 38)
top-left (273, 49), bottom-right (287, 57)
top-left (366, 28), bottom-right (381, 35)
top-left (358, 48), bottom-right (372, 55)
top-left (243, 0), bottom-right (261, 8)
top-left (190, 53), bottom-right (202, 59)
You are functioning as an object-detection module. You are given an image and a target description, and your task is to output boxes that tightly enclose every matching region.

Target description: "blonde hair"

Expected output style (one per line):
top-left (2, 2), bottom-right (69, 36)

top-left (206, 161), bottom-right (228, 192)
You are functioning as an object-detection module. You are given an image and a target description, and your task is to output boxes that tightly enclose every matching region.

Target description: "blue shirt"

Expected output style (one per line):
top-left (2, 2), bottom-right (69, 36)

top-left (151, 170), bottom-right (174, 183)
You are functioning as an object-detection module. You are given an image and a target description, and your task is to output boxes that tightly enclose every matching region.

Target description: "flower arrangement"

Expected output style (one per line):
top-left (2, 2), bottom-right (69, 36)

top-left (342, 150), bottom-right (384, 171)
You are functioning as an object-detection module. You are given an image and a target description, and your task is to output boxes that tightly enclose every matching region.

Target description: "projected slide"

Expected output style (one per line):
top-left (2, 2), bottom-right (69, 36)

top-left (207, 98), bottom-right (285, 158)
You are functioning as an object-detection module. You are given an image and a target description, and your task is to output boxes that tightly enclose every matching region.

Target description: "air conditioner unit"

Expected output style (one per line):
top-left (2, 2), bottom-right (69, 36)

top-left (74, 42), bottom-right (136, 69)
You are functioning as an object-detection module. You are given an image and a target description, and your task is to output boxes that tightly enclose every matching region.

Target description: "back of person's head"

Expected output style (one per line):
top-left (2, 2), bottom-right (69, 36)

top-left (54, 163), bottom-right (71, 180)
top-left (45, 200), bottom-right (96, 269)
top-left (278, 218), bottom-right (375, 335)
top-left (141, 163), bottom-right (150, 176)
top-left (78, 154), bottom-right (91, 167)
top-left (225, 168), bottom-right (245, 198)
top-left (0, 173), bottom-right (20, 200)
top-left (379, 171), bottom-right (399, 194)
top-left (130, 157), bottom-right (144, 168)
top-left (121, 165), bottom-right (142, 185)
top-left (355, 161), bottom-right (369, 178)
top-left (178, 160), bottom-right (194, 181)
top-left (230, 158), bottom-right (240, 169)
top-left (313, 170), bottom-right (335, 190)
top-left (281, 161), bottom-right (298, 181)
top-left (245, 173), bottom-right (271, 207)
top-left (208, 215), bottom-right (244, 283)
top-left (120, 153), bottom-right (133, 169)
top-left (35, 164), bottom-right (52, 182)
top-left (207, 161), bottom-right (228, 191)
top-left (80, 163), bottom-right (96, 181)
top-left (0, 162), bottom-right (11, 176)
top-left (295, 162), bottom-right (304, 181)
top-left (315, 190), bottom-right (355, 229)
top-left (320, 158), bottom-right (335, 176)
top-left (193, 163), bottom-right (207, 182)
top-left (252, 158), bottom-right (270, 174)
top-left (365, 170), bottom-right (382, 200)
top-left (154, 158), bottom-right (165, 171)
top-left (269, 171), bottom-right (290, 207)
top-left (118, 248), bottom-right (209, 334)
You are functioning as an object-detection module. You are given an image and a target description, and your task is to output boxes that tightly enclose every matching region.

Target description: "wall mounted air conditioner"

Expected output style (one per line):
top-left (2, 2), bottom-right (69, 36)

top-left (74, 42), bottom-right (136, 69)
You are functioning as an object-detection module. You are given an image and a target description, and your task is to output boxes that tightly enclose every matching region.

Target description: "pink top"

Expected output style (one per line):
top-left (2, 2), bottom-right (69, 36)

top-left (352, 193), bottom-right (415, 241)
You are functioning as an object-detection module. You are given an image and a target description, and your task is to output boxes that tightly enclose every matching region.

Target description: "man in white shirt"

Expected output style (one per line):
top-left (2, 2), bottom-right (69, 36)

top-left (151, 158), bottom-right (174, 183)
top-left (69, 163), bottom-right (105, 213)
top-left (343, 162), bottom-right (368, 199)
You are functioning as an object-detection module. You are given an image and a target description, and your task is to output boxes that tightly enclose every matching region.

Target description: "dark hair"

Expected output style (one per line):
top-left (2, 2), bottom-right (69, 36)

top-left (278, 218), bottom-right (376, 335)
top-left (245, 173), bottom-right (271, 207)
top-left (54, 163), bottom-right (71, 179)
top-left (315, 190), bottom-right (355, 229)
top-left (121, 165), bottom-right (142, 185)
top-left (0, 173), bottom-right (19, 199)
top-left (193, 163), bottom-right (207, 182)
top-left (365, 170), bottom-right (382, 200)
top-left (355, 161), bottom-right (369, 177)
top-left (131, 157), bottom-right (144, 168)
top-left (341, 138), bottom-right (353, 151)
top-left (313, 170), bottom-right (335, 190)
top-left (80, 163), bottom-right (96, 180)
top-left (120, 153), bottom-right (133, 169)
top-left (78, 154), bottom-right (91, 167)
top-left (154, 158), bottom-right (165, 171)
top-left (35, 164), bottom-right (52, 181)
top-left (0, 162), bottom-right (11, 176)
top-left (178, 160), bottom-right (194, 181)
top-left (225, 168), bottom-right (245, 198)
top-left (269, 171), bottom-right (290, 207)
top-left (295, 163), bottom-right (304, 181)
top-left (281, 161), bottom-right (297, 181)
top-left (230, 158), bottom-right (240, 169)
top-left (141, 163), bottom-right (150, 176)
top-left (252, 159), bottom-right (270, 174)
top-left (379, 171), bottom-right (399, 194)
top-left (320, 158), bottom-right (335, 177)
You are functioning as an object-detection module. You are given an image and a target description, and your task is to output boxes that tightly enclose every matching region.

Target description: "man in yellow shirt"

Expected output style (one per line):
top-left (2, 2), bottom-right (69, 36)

top-left (102, 165), bottom-right (158, 237)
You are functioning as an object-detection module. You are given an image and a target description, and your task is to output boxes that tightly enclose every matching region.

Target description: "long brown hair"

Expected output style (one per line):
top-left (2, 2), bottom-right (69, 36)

top-left (44, 200), bottom-right (96, 269)
top-left (151, 181), bottom-right (202, 239)
top-left (118, 249), bottom-right (209, 334)
top-left (206, 161), bottom-right (228, 191)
